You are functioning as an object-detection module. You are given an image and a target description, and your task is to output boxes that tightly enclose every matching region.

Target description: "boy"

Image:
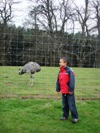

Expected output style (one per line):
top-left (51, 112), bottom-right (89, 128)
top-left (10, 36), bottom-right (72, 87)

top-left (56, 57), bottom-right (78, 123)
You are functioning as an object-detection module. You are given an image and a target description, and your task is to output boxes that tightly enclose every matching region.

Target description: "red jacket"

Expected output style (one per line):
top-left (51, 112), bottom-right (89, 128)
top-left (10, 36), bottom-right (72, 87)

top-left (56, 66), bottom-right (75, 94)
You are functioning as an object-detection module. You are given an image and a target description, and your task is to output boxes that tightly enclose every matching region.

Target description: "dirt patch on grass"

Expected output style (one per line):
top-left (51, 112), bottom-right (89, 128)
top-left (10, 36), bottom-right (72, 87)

top-left (0, 94), bottom-right (100, 101)
top-left (76, 97), bottom-right (100, 101)
top-left (0, 94), bottom-right (17, 99)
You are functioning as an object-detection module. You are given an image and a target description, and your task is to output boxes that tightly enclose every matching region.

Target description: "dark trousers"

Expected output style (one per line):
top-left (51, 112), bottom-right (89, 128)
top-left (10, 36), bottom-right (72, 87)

top-left (62, 93), bottom-right (78, 119)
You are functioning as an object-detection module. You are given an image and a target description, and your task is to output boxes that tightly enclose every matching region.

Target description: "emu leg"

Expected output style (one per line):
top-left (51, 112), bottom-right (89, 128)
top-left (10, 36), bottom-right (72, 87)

top-left (29, 74), bottom-right (34, 86)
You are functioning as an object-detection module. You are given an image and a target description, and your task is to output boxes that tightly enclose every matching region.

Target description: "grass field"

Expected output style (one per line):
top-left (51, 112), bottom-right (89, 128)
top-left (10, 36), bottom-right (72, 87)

top-left (0, 67), bottom-right (100, 133)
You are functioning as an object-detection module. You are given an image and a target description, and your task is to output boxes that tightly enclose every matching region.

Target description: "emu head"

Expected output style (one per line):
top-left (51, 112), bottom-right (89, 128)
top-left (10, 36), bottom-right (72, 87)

top-left (36, 68), bottom-right (41, 72)
top-left (18, 68), bottom-right (25, 75)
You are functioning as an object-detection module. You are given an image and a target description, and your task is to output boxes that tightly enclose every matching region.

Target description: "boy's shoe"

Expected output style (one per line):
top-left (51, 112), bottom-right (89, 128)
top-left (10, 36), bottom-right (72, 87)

top-left (72, 118), bottom-right (78, 123)
top-left (60, 117), bottom-right (67, 121)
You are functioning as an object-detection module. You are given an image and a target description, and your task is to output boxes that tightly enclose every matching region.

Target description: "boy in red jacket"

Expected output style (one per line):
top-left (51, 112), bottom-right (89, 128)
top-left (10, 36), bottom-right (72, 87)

top-left (56, 57), bottom-right (78, 123)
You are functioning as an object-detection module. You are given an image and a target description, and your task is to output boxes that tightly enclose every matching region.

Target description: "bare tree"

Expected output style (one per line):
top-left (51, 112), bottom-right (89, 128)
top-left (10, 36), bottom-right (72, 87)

top-left (28, 0), bottom-right (73, 33)
top-left (0, 0), bottom-right (20, 25)
top-left (59, 0), bottom-right (74, 33)
top-left (75, 0), bottom-right (91, 36)
top-left (0, 0), bottom-right (20, 65)
top-left (91, 0), bottom-right (100, 67)
top-left (91, 0), bottom-right (100, 37)
top-left (27, 0), bottom-right (99, 67)
top-left (27, 0), bottom-right (73, 65)
top-left (59, 0), bottom-right (99, 67)
top-left (28, 0), bottom-right (58, 34)
top-left (61, 0), bottom-right (94, 67)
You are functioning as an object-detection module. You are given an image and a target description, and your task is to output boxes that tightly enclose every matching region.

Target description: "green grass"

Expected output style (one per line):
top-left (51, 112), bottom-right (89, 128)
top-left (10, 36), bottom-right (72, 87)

top-left (0, 66), bottom-right (100, 98)
top-left (0, 99), bottom-right (100, 133)
top-left (0, 67), bottom-right (100, 133)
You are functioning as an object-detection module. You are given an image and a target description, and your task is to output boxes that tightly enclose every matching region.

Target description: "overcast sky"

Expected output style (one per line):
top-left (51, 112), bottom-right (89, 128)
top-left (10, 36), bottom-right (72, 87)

top-left (13, 0), bottom-right (84, 27)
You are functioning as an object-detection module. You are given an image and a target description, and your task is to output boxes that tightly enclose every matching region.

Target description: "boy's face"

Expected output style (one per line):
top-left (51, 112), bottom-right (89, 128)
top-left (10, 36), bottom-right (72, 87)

top-left (59, 59), bottom-right (67, 67)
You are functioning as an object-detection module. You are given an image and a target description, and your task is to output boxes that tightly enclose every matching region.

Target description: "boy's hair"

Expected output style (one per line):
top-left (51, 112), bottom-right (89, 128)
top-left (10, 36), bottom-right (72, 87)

top-left (60, 57), bottom-right (69, 66)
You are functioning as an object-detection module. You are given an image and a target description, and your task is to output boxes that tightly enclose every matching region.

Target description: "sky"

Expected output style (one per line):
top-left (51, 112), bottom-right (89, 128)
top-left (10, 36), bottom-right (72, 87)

top-left (12, 0), bottom-right (30, 26)
top-left (12, 0), bottom-right (84, 27)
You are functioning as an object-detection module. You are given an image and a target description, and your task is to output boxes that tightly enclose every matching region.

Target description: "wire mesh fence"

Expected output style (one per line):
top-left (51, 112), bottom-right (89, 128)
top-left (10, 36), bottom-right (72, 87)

top-left (0, 26), bottom-right (100, 67)
top-left (0, 26), bottom-right (100, 100)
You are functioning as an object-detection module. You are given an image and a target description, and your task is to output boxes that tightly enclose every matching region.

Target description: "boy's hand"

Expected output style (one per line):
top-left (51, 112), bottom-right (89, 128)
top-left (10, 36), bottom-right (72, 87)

top-left (69, 91), bottom-right (73, 95)
top-left (57, 92), bottom-right (61, 95)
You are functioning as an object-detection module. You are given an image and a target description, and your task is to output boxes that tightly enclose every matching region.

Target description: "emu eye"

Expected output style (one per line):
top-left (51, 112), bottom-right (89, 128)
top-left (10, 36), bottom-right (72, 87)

top-left (21, 70), bottom-right (24, 74)
top-left (31, 70), bottom-right (35, 74)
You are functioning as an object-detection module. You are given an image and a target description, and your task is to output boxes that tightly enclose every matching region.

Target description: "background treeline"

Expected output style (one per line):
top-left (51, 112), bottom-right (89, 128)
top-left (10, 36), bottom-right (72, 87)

top-left (0, 0), bottom-right (100, 67)
top-left (0, 25), bottom-right (99, 67)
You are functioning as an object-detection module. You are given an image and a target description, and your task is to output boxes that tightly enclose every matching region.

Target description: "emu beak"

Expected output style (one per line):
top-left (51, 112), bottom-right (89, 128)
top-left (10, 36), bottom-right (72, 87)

top-left (18, 68), bottom-right (21, 75)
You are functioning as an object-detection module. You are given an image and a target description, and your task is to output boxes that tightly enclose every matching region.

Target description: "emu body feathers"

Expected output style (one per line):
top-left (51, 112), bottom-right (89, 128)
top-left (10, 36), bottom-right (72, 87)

top-left (19, 62), bottom-right (41, 86)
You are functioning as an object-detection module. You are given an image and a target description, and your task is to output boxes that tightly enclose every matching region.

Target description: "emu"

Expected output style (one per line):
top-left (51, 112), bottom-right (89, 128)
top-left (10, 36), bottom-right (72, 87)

top-left (19, 62), bottom-right (41, 86)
